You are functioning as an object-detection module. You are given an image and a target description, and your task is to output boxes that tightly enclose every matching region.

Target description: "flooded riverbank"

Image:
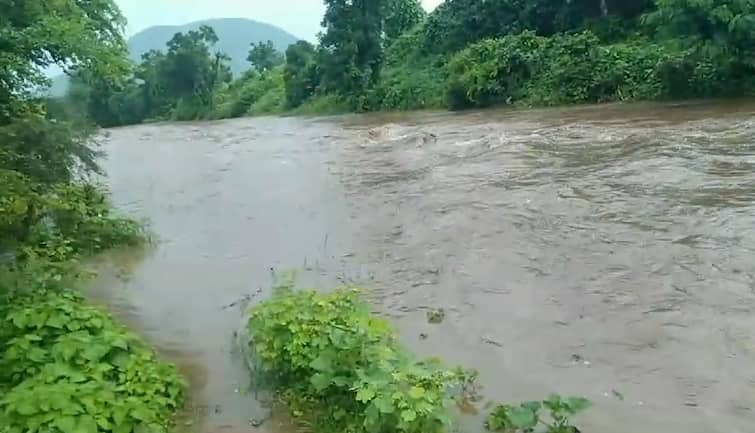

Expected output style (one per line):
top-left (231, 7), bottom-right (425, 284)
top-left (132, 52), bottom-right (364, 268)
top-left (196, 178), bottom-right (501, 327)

top-left (98, 101), bottom-right (755, 433)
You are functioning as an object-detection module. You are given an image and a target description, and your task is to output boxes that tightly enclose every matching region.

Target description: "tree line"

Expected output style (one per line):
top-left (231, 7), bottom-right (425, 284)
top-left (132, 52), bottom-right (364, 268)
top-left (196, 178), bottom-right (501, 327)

top-left (66, 0), bottom-right (755, 125)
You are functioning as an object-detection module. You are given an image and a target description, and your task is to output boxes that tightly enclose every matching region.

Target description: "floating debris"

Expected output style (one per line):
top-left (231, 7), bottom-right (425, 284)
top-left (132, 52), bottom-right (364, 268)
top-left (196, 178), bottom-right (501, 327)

top-left (427, 308), bottom-right (446, 324)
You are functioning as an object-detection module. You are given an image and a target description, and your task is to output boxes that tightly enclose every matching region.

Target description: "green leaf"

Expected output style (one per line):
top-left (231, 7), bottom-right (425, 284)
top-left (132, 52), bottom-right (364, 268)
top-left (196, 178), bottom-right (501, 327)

top-left (56, 416), bottom-right (77, 433)
top-left (129, 406), bottom-right (152, 422)
top-left (309, 354), bottom-right (332, 372)
top-left (401, 409), bottom-right (417, 422)
top-left (408, 386), bottom-right (426, 399)
top-left (47, 314), bottom-right (68, 329)
top-left (15, 398), bottom-right (37, 416)
top-left (374, 395), bottom-right (395, 414)
top-left (356, 388), bottom-right (376, 402)
top-left (565, 397), bottom-right (591, 414)
top-left (332, 376), bottom-right (350, 386)
top-left (310, 373), bottom-right (330, 391)
top-left (113, 423), bottom-right (132, 433)
top-left (510, 407), bottom-right (538, 429)
top-left (76, 415), bottom-right (98, 433)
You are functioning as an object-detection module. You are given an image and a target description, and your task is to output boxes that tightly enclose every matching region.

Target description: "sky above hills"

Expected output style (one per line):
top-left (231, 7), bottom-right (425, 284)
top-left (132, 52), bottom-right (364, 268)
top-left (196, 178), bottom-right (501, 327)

top-left (116, 0), bottom-right (444, 40)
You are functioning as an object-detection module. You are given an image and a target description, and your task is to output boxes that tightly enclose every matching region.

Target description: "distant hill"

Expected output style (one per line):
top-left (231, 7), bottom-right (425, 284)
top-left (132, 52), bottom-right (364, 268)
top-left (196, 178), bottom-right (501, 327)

top-left (128, 18), bottom-right (299, 76)
top-left (48, 18), bottom-right (299, 96)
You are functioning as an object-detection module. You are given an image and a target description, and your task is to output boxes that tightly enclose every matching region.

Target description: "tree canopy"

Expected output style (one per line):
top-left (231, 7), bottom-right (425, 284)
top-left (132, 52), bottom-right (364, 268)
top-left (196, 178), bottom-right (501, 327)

top-left (248, 40), bottom-right (285, 72)
top-left (62, 0), bottom-right (755, 122)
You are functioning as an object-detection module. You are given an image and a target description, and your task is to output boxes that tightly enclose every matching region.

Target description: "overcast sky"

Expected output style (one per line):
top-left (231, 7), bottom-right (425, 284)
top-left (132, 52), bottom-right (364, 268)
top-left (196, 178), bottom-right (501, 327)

top-left (116, 0), bottom-right (445, 40)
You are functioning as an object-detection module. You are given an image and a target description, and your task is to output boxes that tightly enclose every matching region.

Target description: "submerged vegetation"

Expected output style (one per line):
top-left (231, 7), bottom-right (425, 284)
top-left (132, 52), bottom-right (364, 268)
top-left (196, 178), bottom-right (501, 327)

top-left (1, 1), bottom-right (184, 432)
top-left (64, 0), bottom-right (755, 125)
top-left (245, 281), bottom-right (591, 433)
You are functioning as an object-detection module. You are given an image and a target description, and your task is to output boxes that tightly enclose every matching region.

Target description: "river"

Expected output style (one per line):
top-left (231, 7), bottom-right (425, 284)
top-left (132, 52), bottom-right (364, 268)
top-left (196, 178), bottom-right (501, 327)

top-left (95, 101), bottom-right (755, 433)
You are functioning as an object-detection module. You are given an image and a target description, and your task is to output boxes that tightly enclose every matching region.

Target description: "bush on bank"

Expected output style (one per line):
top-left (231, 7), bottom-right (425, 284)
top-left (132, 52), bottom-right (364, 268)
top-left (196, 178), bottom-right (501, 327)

top-left (0, 290), bottom-right (185, 433)
top-left (0, 154), bottom-right (184, 433)
top-left (247, 286), bottom-right (457, 433)
top-left (443, 30), bottom-right (754, 110)
top-left (246, 284), bottom-right (591, 433)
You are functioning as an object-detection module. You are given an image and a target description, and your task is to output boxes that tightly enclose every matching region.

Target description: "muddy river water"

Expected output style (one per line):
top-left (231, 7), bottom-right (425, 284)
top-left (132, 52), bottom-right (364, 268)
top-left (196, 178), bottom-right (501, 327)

top-left (95, 101), bottom-right (755, 433)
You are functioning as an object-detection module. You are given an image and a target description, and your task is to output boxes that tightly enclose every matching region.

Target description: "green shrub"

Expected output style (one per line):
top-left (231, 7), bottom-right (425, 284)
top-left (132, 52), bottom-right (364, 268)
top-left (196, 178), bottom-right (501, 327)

top-left (522, 32), bottom-right (667, 105)
top-left (445, 32), bottom-right (547, 109)
top-left (444, 30), bottom-right (724, 109)
top-left (373, 61), bottom-right (446, 111)
top-left (248, 69), bottom-right (286, 115)
top-left (289, 94), bottom-right (350, 116)
top-left (0, 289), bottom-right (185, 433)
top-left (246, 286), bottom-right (459, 433)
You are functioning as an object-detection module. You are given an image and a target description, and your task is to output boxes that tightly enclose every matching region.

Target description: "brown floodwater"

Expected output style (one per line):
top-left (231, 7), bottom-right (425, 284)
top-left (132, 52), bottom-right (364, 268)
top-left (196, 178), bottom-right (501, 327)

top-left (95, 100), bottom-right (755, 433)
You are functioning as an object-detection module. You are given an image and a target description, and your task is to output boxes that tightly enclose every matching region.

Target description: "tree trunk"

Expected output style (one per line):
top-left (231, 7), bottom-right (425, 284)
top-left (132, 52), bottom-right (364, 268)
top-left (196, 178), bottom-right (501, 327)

top-left (600, 0), bottom-right (609, 16)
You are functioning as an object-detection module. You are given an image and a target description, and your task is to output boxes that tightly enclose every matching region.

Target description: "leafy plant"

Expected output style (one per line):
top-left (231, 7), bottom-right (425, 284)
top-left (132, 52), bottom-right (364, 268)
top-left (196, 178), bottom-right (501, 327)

top-left (0, 289), bottom-right (185, 433)
top-left (486, 395), bottom-right (591, 433)
top-left (247, 285), bottom-right (462, 433)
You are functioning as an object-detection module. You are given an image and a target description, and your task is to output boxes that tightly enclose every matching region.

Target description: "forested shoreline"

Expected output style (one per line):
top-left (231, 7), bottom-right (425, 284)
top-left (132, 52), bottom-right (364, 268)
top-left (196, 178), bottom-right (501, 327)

top-left (63, 0), bottom-right (755, 126)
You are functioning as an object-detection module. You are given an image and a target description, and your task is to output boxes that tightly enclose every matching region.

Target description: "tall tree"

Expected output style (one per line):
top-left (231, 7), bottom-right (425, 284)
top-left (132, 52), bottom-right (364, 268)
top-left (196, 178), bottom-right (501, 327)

top-left (383, 0), bottom-right (427, 45)
top-left (283, 41), bottom-right (319, 108)
top-left (247, 40), bottom-right (285, 73)
top-left (319, 0), bottom-right (386, 106)
top-left (162, 25), bottom-right (230, 106)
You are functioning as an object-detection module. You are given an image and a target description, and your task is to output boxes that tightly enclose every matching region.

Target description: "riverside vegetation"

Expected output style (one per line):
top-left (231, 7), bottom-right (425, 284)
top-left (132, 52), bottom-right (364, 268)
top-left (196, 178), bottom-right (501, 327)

top-left (62, 0), bottom-right (755, 125)
top-left (245, 279), bottom-right (591, 433)
top-left (1, 1), bottom-right (185, 432)
top-left (10, 1), bottom-right (744, 433)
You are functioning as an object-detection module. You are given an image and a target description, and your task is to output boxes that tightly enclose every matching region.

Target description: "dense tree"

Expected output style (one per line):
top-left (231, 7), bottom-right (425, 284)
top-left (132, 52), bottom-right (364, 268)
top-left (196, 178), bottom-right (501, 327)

top-left (422, 0), bottom-right (655, 54)
top-left (383, 0), bottom-right (427, 44)
top-left (55, 0), bottom-right (755, 122)
top-left (283, 41), bottom-right (320, 108)
top-left (319, 0), bottom-right (386, 106)
top-left (161, 26), bottom-right (231, 107)
top-left (69, 25), bottom-right (233, 124)
top-left (0, 0), bottom-right (128, 123)
top-left (0, 0), bottom-right (128, 186)
top-left (247, 40), bottom-right (285, 73)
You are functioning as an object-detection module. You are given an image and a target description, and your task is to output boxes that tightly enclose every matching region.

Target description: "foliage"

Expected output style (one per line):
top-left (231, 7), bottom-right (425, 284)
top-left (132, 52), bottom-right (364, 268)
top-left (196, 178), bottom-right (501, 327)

top-left (0, 112), bottom-right (100, 186)
top-left (289, 94), bottom-right (350, 116)
top-left (422, 0), bottom-right (654, 55)
top-left (1, 2), bottom-right (184, 432)
top-left (70, 25), bottom-right (232, 125)
top-left (0, 289), bottom-right (185, 433)
top-left (318, 0), bottom-right (386, 109)
top-left (247, 286), bottom-right (462, 433)
top-left (283, 41), bottom-right (321, 109)
top-left (443, 27), bottom-right (752, 110)
top-left (64, 0), bottom-right (755, 121)
top-left (486, 395), bottom-right (591, 433)
top-left (445, 32), bottom-right (547, 109)
top-left (211, 68), bottom-right (287, 119)
top-left (0, 171), bottom-right (146, 259)
top-left (248, 40), bottom-right (285, 73)
top-left (383, 0), bottom-right (427, 45)
top-left (0, 0), bottom-right (128, 122)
